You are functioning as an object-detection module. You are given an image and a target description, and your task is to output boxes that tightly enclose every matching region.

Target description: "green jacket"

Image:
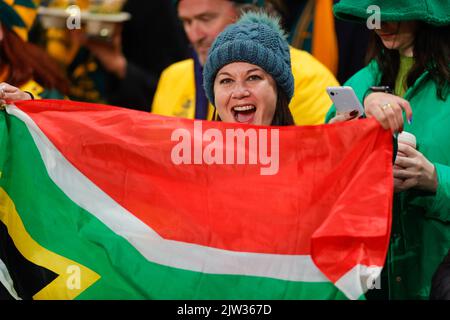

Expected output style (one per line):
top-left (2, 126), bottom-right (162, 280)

top-left (326, 60), bottom-right (450, 299)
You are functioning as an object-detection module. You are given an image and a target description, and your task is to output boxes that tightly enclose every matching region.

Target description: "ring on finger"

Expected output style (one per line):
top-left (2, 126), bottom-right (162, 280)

top-left (381, 103), bottom-right (392, 111)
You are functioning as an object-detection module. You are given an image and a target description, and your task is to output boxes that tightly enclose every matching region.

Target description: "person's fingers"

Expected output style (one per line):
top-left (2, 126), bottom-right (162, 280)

top-left (381, 102), bottom-right (401, 133)
top-left (394, 177), bottom-right (404, 186)
top-left (0, 84), bottom-right (17, 101)
top-left (397, 143), bottom-right (418, 157)
top-left (393, 101), bottom-right (405, 132)
top-left (329, 111), bottom-right (359, 124)
top-left (364, 92), bottom-right (413, 128)
top-left (0, 83), bottom-right (30, 103)
top-left (394, 169), bottom-right (417, 179)
top-left (348, 115), bottom-right (360, 122)
top-left (347, 110), bottom-right (360, 119)
top-left (394, 156), bottom-right (414, 169)
top-left (400, 178), bottom-right (417, 190)
top-left (1, 82), bottom-right (19, 94)
top-left (0, 82), bottom-right (10, 93)
top-left (3, 90), bottom-right (30, 102)
top-left (394, 178), bottom-right (407, 193)
top-left (367, 104), bottom-right (389, 129)
top-left (328, 114), bottom-right (346, 124)
top-left (396, 98), bottom-right (413, 123)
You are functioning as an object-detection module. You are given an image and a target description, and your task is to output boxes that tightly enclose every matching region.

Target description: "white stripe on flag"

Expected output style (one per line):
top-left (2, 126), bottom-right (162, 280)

top-left (0, 258), bottom-right (21, 300)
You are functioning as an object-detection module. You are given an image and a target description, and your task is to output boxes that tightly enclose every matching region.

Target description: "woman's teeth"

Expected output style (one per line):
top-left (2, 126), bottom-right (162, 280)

top-left (233, 105), bottom-right (256, 112)
top-left (232, 105), bottom-right (256, 123)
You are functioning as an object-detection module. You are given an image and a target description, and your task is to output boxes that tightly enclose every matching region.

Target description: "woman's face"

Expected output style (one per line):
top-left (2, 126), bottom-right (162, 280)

top-left (213, 62), bottom-right (278, 126)
top-left (375, 21), bottom-right (417, 56)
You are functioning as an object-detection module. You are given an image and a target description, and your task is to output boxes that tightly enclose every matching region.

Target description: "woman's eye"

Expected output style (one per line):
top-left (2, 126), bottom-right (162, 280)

top-left (248, 75), bottom-right (262, 81)
top-left (219, 78), bottom-right (233, 84)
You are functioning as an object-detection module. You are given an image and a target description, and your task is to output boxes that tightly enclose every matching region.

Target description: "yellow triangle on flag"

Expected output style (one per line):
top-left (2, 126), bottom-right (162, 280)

top-left (0, 187), bottom-right (100, 300)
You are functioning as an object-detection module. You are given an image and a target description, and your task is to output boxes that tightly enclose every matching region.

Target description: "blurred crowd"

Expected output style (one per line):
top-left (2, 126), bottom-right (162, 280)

top-left (12, 0), bottom-right (371, 112)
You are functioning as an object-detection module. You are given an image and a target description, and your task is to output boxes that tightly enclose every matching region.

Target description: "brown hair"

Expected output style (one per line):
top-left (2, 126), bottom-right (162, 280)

top-left (270, 86), bottom-right (294, 126)
top-left (366, 22), bottom-right (450, 100)
top-left (1, 27), bottom-right (69, 94)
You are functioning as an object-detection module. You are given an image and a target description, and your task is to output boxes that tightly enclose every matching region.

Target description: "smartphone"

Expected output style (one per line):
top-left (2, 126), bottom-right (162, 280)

top-left (326, 86), bottom-right (364, 117)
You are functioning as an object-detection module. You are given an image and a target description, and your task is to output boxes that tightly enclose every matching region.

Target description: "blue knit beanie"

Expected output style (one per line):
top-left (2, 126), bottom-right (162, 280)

top-left (203, 12), bottom-right (294, 106)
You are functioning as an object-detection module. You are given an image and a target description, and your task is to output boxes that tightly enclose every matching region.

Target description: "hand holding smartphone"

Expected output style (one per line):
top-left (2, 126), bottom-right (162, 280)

top-left (326, 86), bottom-right (364, 118)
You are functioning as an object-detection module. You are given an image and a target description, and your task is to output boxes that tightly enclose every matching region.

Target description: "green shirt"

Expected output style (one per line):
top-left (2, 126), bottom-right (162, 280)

top-left (395, 55), bottom-right (415, 97)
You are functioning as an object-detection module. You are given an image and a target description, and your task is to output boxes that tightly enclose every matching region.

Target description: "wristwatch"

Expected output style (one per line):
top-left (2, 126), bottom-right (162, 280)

top-left (369, 86), bottom-right (393, 94)
top-left (363, 86), bottom-right (393, 105)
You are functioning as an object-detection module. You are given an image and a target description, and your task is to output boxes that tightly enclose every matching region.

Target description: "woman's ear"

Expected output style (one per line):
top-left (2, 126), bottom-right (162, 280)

top-left (0, 23), bottom-right (3, 42)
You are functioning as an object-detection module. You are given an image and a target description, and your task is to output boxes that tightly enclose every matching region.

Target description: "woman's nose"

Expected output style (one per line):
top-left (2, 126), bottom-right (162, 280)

top-left (231, 83), bottom-right (250, 99)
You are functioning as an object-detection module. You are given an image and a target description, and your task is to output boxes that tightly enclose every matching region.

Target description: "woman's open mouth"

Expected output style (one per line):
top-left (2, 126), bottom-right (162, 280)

top-left (232, 105), bottom-right (256, 124)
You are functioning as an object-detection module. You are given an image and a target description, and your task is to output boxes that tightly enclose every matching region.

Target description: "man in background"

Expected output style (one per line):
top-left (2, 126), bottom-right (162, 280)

top-left (151, 0), bottom-right (339, 125)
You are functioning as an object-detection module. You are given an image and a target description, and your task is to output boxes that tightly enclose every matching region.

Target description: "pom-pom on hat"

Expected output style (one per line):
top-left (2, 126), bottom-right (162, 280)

top-left (203, 11), bottom-right (294, 106)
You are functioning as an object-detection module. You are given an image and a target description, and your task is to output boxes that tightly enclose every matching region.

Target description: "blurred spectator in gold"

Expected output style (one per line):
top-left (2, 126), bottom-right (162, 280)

top-left (40, 0), bottom-right (189, 110)
top-left (0, 0), bottom-right (68, 101)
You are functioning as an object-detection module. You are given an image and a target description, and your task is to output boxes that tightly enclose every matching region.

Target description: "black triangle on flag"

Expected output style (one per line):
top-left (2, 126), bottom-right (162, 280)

top-left (0, 220), bottom-right (58, 300)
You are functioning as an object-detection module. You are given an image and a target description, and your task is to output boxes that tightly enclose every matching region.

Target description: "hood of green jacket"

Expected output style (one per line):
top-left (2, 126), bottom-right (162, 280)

top-left (333, 0), bottom-right (450, 26)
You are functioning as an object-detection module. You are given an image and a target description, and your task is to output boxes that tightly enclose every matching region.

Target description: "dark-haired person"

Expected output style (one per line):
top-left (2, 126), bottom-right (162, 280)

top-left (0, 0), bottom-right (68, 102)
top-left (327, 0), bottom-right (450, 299)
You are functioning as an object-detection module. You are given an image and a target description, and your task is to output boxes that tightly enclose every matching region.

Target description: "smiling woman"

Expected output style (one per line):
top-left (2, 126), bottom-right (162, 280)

top-left (214, 62), bottom-right (278, 125)
top-left (203, 11), bottom-right (295, 126)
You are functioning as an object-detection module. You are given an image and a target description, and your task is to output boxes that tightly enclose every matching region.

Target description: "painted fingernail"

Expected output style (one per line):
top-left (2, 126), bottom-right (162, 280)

top-left (349, 110), bottom-right (358, 117)
top-left (408, 116), bottom-right (413, 124)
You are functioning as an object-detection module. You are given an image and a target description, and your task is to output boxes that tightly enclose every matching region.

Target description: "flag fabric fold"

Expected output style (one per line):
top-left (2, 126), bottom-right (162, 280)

top-left (0, 100), bottom-right (392, 300)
